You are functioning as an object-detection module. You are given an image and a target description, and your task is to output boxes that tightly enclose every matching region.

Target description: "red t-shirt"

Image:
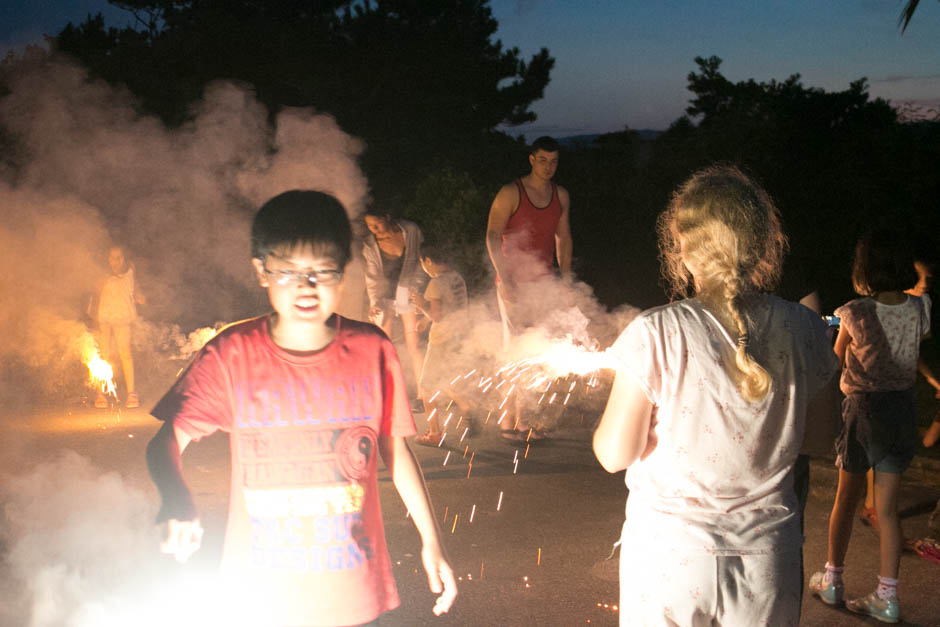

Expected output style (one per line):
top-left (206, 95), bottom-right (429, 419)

top-left (500, 178), bottom-right (562, 282)
top-left (152, 315), bottom-right (417, 626)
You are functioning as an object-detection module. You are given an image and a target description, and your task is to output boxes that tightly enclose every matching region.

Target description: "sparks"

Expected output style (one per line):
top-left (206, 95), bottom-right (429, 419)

top-left (497, 491), bottom-right (503, 511)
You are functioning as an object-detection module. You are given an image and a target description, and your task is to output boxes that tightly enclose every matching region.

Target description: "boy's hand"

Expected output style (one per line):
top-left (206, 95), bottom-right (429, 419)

top-left (421, 542), bottom-right (457, 615)
top-left (161, 518), bottom-right (204, 563)
top-left (410, 289), bottom-right (427, 311)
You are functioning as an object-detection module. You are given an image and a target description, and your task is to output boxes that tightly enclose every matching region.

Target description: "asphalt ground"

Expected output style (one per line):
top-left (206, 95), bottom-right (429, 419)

top-left (2, 406), bottom-right (939, 626)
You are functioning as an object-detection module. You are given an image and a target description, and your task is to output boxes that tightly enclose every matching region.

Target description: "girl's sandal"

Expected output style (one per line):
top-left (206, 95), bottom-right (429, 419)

top-left (500, 429), bottom-right (527, 443)
top-left (413, 432), bottom-right (443, 447)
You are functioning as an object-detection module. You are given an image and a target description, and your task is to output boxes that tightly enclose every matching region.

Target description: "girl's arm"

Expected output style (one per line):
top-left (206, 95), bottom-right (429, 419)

top-left (361, 239), bottom-right (385, 313)
top-left (833, 324), bottom-right (852, 368)
top-left (593, 370), bottom-right (654, 473)
top-left (378, 434), bottom-right (457, 616)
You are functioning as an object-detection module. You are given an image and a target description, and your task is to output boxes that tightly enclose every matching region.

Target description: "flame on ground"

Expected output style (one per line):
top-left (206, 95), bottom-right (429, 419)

top-left (79, 331), bottom-right (117, 397)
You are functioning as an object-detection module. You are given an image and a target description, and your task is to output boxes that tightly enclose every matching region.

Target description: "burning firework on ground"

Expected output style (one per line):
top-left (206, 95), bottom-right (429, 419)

top-left (79, 331), bottom-right (117, 402)
top-left (407, 331), bottom-right (616, 594)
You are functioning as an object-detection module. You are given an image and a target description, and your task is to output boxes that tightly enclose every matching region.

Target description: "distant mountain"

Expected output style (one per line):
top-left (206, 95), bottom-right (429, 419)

top-left (893, 101), bottom-right (940, 123)
top-left (558, 129), bottom-right (662, 147)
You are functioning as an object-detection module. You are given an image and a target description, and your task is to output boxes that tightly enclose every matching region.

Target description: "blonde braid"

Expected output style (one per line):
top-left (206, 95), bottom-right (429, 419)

top-left (723, 270), bottom-right (772, 401)
top-left (660, 165), bottom-right (785, 402)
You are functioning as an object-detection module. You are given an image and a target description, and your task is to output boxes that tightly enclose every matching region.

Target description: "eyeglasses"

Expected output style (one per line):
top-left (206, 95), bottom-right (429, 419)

top-left (262, 257), bottom-right (343, 287)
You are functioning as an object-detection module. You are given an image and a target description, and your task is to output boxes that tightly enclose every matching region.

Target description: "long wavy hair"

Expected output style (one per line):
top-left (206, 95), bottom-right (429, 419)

top-left (657, 165), bottom-right (788, 401)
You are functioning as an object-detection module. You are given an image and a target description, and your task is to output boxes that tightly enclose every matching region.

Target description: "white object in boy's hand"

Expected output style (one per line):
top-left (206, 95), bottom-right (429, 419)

top-left (161, 518), bottom-right (204, 563)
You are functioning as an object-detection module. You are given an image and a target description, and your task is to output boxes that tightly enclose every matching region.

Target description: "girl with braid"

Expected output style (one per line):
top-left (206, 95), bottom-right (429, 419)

top-left (594, 165), bottom-right (838, 626)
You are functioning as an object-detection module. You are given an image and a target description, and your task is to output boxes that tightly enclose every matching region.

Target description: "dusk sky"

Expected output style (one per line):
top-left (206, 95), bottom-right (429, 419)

top-left (2, 1), bottom-right (939, 135)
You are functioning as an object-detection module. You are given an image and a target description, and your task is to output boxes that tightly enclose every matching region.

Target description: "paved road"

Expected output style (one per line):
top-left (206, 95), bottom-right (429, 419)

top-left (2, 407), bottom-right (939, 626)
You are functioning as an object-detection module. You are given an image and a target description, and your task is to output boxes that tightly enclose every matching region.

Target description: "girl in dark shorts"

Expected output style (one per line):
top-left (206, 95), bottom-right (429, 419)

top-left (809, 228), bottom-right (932, 623)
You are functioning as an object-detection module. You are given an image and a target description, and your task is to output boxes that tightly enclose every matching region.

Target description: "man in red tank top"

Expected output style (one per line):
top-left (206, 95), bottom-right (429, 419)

top-left (486, 136), bottom-right (573, 441)
top-left (487, 136), bottom-right (572, 292)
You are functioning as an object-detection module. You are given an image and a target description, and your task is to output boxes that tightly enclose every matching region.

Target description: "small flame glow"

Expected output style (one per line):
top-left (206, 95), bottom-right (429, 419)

top-left (80, 331), bottom-right (116, 397)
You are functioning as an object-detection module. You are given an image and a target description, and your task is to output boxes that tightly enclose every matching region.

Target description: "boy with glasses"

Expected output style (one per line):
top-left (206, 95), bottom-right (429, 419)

top-left (146, 190), bottom-right (456, 626)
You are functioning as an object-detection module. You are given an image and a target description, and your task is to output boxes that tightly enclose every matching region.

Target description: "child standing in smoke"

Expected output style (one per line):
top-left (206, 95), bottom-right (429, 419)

top-left (90, 245), bottom-right (144, 408)
top-left (809, 228), bottom-right (931, 623)
top-left (593, 166), bottom-right (838, 625)
top-left (410, 243), bottom-right (471, 446)
top-left (146, 191), bottom-right (456, 626)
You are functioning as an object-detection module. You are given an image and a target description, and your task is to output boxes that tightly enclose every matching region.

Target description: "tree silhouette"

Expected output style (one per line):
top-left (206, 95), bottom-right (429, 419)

top-left (53, 1), bottom-right (554, 206)
top-left (54, 2), bottom-right (553, 147)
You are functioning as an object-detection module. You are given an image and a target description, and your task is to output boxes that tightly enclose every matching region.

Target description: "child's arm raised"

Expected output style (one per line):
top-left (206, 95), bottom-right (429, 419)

top-left (145, 421), bottom-right (203, 563)
top-left (378, 434), bottom-right (457, 616)
top-left (593, 370), bottom-right (654, 472)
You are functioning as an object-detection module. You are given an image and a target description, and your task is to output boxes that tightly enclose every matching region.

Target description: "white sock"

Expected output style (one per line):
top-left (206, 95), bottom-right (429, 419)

top-left (876, 575), bottom-right (898, 601)
top-left (823, 562), bottom-right (843, 586)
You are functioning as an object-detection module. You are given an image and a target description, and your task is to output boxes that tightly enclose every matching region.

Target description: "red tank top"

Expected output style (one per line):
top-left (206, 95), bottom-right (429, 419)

top-left (501, 179), bottom-right (561, 281)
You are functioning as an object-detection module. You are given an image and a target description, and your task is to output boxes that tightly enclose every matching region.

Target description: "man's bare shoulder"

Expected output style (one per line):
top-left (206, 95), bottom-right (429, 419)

top-left (490, 181), bottom-right (520, 211)
top-left (496, 180), bottom-right (520, 197)
top-left (556, 184), bottom-right (571, 207)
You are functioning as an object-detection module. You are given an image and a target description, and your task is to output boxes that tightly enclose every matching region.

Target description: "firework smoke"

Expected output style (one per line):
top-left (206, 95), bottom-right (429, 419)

top-left (0, 55), bottom-right (371, 408)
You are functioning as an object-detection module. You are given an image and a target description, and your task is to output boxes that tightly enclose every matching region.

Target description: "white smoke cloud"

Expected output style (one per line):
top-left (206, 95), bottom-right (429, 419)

top-left (0, 451), bottom-right (156, 626)
top-left (0, 55), bottom-right (370, 407)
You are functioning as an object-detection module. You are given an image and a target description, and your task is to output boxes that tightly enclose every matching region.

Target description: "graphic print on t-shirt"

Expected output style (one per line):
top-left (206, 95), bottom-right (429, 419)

top-left (234, 373), bottom-right (379, 574)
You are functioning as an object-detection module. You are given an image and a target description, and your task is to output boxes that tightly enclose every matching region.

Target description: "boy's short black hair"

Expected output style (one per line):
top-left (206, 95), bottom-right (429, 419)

top-left (852, 227), bottom-right (917, 296)
top-left (251, 190), bottom-right (352, 267)
top-left (530, 136), bottom-right (560, 155)
top-left (419, 242), bottom-right (450, 265)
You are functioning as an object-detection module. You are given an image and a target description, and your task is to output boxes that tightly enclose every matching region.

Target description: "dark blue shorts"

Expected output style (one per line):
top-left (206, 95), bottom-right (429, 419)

top-left (835, 389), bottom-right (917, 474)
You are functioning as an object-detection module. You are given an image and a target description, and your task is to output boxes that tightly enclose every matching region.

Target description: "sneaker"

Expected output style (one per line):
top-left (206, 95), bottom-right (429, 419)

top-left (846, 591), bottom-right (899, 623)
top-left (126, 392), bottom-right (140, 409)
top-left (94, 393), bottom-right (108, 409)
top-left (808, 570), bottom-right (844, 606)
